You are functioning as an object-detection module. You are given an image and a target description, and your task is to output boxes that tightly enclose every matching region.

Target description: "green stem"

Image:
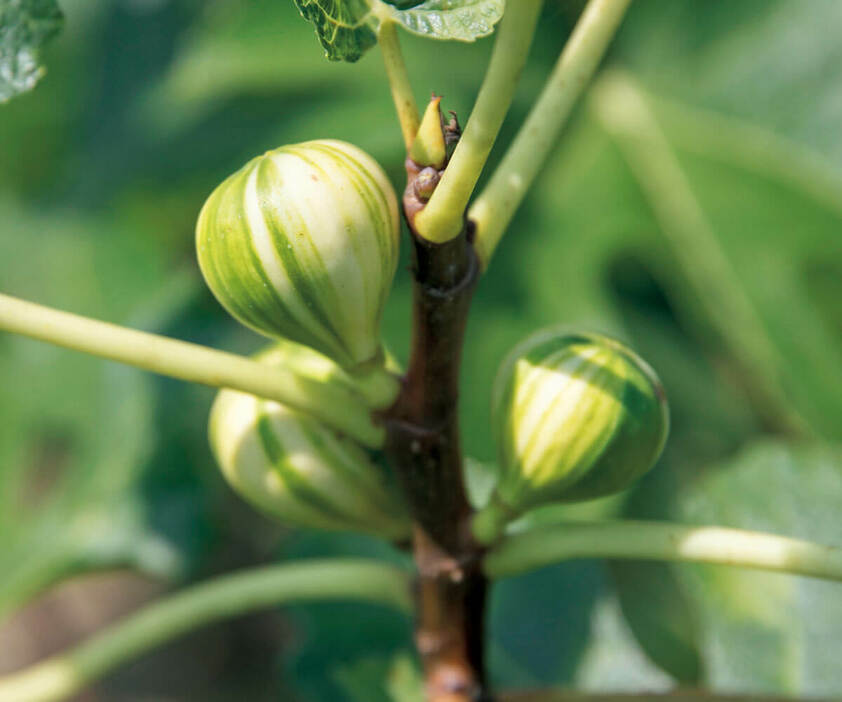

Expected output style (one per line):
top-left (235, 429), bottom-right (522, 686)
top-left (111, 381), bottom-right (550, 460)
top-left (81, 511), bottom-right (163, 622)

top-left (589, 72), bottom-right (809, 437)
top-left (484, 520), bottom-right (842, 582)
top-left (378, 20), bottom-right (420, 150)
top-left (413, 0), bottom-right (544, 244)
top-left (0, 559), bottom-right (411, 702)
top-left (470, 0), bottom-right (633, 268)
top-left (0, 293), bottom-right (386, 447)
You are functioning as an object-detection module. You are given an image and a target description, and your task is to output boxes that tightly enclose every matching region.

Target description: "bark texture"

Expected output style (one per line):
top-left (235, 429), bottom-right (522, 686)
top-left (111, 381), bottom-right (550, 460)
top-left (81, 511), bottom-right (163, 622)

top-left (382, 160), bottom-right (487, 701)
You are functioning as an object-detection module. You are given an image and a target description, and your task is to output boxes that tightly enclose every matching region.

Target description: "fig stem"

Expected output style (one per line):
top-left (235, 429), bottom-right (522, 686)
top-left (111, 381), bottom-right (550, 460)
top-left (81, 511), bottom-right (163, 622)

top-left (0, 560), bottom-right (411, 702)
top-left (378, 20), bottom-right (420, 150)
top-left (413, 0), bottom-right (543, 244)
top-left (484, 520), bottom-right (842, 582)
top-left (0, 293), bottom-right (385, 447)
top-left (470, 0), bottom-right (633, 268)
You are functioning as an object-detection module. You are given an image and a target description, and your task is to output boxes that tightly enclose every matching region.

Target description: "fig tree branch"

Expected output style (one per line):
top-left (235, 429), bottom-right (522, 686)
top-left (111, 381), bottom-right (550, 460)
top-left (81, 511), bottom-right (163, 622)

top-left (484, 520), bottom-right (842, 582)
top-left (0, 292), bottom-right (388, 447)
top-left (471, 0), bottom-right (633, 267)
top-left (0, 559), bottom-right (411, 702)
top-left (383, 218), bottom-right (485, 701)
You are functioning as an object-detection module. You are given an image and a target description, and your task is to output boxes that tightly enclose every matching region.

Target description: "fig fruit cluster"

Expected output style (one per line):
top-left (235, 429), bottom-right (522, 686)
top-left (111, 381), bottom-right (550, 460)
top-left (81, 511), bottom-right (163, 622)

top-left (196, 138), bottom-right (670, 545)
top-left (196, 140), bottom-right (405, 538)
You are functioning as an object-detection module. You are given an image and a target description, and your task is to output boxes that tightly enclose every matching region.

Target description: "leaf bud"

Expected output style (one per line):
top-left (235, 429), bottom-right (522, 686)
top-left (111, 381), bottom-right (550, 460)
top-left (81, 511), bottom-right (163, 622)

top-left (209, 344), bottom-right (410, 539)
top-left (409, 95), bottom-right (447, 169)
top-left (413, 167), bottom-right (441, 201)
top-left (196, 139), bottom-right (400, 369)
top-left (473, 329), bottom-right (669, 543)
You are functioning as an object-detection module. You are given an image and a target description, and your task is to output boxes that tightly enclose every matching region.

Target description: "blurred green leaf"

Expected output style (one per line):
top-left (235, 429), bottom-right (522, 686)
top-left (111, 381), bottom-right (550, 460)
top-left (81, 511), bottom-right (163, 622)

top-left (572, 594), bottom-right (674, 693)
top-left (276, 530), bottom-right (414, 702)
top-left (392, 0), bottom-right (504, 42)
top-left (334, 652), bottom-right (424, 702)
top-left (609, 562), bottom-right (702, 684)
top-left (490, 562), bottom-right (673, 692)
top-left (293, 0), bottom-right (503, 63)
top-left (676, 440), bottom-right (842, 695)
top-left (0, 0), bottom-right (63, 103)
top-left (620, 0), bottom-right (842, 166)
top-left (489, 561), bottom-right (602, 688)
top-left (0, 199), bottom-right (193, 617)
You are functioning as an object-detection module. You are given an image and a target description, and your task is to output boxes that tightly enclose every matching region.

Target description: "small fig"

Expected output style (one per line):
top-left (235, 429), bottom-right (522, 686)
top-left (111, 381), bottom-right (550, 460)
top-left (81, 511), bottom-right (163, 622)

top-left (473, 329), bottom-right (669, 543)
top-left (209, 345), bottom-right (409, 539)
top-left (196, 139), bottom-right (400, 368)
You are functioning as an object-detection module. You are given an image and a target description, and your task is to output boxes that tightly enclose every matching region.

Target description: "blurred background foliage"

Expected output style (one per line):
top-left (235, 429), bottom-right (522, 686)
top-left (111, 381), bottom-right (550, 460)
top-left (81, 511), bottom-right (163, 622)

top-left (1, 0), bottom-right (842, 699)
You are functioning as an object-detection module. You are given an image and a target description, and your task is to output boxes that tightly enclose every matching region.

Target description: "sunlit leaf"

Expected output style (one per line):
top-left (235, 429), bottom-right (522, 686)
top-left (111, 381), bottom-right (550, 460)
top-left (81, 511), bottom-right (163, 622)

top-left (293, 0), bottom-right (503, 62)
top-left (676, 440), bottom-right (842, 694)
top-left (393, 0), bottom-right (504, 41)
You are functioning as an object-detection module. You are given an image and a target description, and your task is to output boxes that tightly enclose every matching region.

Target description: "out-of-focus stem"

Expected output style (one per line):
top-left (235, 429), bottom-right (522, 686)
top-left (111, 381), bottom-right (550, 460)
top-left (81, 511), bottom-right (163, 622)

top-left (0, 560), bottom-right (411, 702)
top-left (471, 0), bottom-right (633, 268)
top-left (590, 72), bottom-right (809, 437)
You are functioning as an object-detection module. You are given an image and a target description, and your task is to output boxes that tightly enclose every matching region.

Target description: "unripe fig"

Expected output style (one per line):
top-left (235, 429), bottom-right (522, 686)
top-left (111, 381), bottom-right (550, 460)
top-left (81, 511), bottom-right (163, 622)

top-left (473, 330), bottom-right (669, 543)
top-left (209, 345), bottom-right (410, 539)
top-left (196, 139), bottom-right (400, 368)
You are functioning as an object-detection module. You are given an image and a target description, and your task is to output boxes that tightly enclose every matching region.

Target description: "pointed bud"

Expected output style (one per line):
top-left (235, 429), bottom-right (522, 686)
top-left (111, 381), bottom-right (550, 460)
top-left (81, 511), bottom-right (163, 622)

top-left (196, 139), bottom-right (400, 369)
top-left (409, 96), bottom-right (446, 169)
top-left (473, 330), bottom-right (669, 543)
top-left (209, 344), bottom-right (410, 539)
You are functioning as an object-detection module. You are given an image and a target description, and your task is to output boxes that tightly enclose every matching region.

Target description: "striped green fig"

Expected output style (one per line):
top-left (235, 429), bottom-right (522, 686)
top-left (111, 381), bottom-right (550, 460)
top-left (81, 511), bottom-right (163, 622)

top-left (209, 344), bottom-right (410, 539)
top-left (473, 330), bottom-right (669, 543)
top-left (196, 139), bottom-right (400, 369)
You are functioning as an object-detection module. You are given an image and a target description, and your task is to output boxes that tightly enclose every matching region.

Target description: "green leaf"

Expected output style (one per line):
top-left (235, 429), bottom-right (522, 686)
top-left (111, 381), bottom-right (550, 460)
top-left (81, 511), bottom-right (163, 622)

top-left (276, 530), bottom-right (414, 702)
top-left (620, 0), bottom-right (842, 168)
top-left (334, 652), bottom-right (424, 702)
top-left (0, 0), bottom-right (63, 103)
top-left (572, 594), bottom-right (674, 693)
top-left (292, 0), bottom-right (504, 62)
top-left (490, 561), bottom-right (672, 692)
top-left (609, 562), bottom-right (702, 684)
top-left (393, 0), bottom-right (504, 41)
top-left (293, 0), bottom-right (379, 62)
top-left (676, 440), bottom-right (842, 695)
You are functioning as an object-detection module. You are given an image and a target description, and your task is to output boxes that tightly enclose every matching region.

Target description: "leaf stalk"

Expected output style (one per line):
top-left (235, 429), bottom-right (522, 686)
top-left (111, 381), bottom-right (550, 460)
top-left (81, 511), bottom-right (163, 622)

top-left (378, 20), bottom-right (420, 150)
top-left (471, 0), bottom-right (633, 268)
top-left (484, 520), bottom-right (842, 583)
top-left (0, 293), bottom-right (388, 447)
top-left (413, 0), bottom-right (544, 244)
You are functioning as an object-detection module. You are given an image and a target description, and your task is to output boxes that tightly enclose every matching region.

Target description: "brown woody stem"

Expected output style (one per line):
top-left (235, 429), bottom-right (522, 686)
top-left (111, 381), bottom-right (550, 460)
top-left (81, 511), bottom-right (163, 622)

top-left (382, 160), bottom-right (486, 701)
